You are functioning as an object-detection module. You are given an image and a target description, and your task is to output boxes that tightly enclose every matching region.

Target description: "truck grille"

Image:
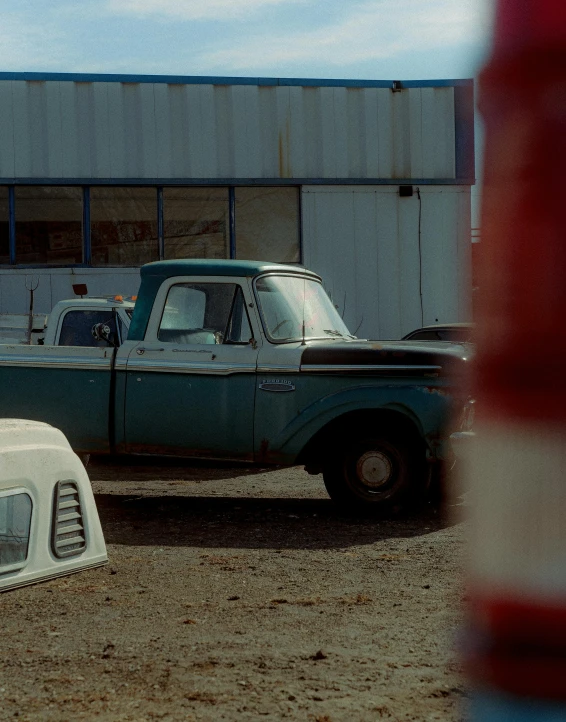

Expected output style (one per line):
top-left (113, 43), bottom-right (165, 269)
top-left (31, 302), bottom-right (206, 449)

top-left (52, 480), bottom-right (86, 558)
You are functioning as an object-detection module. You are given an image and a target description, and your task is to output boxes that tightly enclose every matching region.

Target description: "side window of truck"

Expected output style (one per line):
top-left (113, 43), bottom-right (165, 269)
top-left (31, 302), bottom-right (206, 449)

top-left (59, 310), bottom-right (117, 347)
top-left (158, 283), bottom-right (252, 345)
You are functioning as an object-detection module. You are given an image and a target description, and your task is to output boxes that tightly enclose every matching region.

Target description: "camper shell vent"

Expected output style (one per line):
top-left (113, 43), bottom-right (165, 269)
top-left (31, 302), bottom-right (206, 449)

top-left (51, 480), bottom-right (86, 558)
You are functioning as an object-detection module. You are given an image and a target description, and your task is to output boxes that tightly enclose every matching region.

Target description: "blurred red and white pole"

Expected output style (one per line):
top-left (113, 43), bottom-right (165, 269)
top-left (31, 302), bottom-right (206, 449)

top-left (466, 0), bottom-right (566, 718)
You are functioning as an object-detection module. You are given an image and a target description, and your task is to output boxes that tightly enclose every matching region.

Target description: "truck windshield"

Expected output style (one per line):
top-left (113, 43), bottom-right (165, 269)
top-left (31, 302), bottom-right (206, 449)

top-left (255, 275), bottom-right (353, 343)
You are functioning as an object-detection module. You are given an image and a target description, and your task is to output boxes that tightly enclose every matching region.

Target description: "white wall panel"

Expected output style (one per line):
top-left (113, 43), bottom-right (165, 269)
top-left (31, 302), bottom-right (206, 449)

top-left (0, 268), bottom-right (140, 315)
top-left (92, 83), bottom-right (112, 178)
top-left (302, 185), bottom-right (471, 340)
top-left (0, 82), bottom-right (15, 177)
top-left (0, 272), bottom-right (52, 315)
top-left (213, 85), bottom-right (233, 178)
top-left (45, 83), bottom-right (63, 177)
top-left (288, 86), bottom-right (306, 179)
top-left (12, 81), bottom-right (32, 178)
top-left (362, 89), bottom-right (379, 177)
top-left (106, 82), bottom-right (127, 178)
top-left (59, 81), bottom-right (82, 178)
top-left (0, 80), bottom-right (459, 181)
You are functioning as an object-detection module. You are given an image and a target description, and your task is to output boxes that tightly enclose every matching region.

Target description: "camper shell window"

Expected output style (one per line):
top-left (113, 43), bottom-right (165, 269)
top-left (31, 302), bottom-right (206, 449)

top-left (0, 491), bottom-right (33, 570)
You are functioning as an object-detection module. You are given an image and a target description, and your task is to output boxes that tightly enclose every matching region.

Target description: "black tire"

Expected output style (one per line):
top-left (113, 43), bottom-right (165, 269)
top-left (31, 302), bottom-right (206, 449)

top-left (322, 435), bottom-right (425, 513)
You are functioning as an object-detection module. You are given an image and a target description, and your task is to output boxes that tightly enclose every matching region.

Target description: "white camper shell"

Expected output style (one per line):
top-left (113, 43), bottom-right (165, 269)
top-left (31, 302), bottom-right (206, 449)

top-left (0, 419), bottom-right (107, 592)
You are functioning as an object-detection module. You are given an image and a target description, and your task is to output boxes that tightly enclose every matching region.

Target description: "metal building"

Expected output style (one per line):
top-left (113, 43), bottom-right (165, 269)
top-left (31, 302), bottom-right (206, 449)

top-left (0, 72), bottom-right (474, 339)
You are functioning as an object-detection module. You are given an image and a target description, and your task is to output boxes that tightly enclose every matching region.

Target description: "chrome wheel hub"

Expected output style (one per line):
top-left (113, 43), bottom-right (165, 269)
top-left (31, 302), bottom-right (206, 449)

top-left (356, 450), bottom-right (393, 488)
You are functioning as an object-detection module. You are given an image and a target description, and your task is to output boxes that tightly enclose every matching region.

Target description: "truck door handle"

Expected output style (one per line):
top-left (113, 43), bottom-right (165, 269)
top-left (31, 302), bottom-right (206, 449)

top-left (136, 348), bottom-right (164, 354)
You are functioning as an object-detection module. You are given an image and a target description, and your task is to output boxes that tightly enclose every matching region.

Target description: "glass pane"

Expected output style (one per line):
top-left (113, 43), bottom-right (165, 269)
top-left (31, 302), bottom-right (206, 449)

top-left (0, 493), bottom-right (32, 567)
top-left (256, 275), bottom-right (352, 342)
top-left (158, 283), bottom-right (237, 345)
top-left (59, 310), bottom-right (117, 347)
top-left (15, 186), bottom-right (83, 264)
top-left (163, 188), bottom-right (229, 260)
top-left (0, 187), bottom-right (9, 264)
top-left (235, 187), bottom-right (300, 263)
top-left (225, 287), bottom-right (252, 344)
top-left (91, 187), bottom-right (158, 266)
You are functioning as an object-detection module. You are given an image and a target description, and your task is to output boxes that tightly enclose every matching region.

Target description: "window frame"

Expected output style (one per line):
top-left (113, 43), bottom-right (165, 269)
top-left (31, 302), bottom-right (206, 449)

top-left (0, 184), bottom-right (302, 269)
top-left (156, 281), bottom-right (254, 346)
top-left (144, 275), bottom-right (259, 345)
top-left (253, 271), bottom-right (348, 345)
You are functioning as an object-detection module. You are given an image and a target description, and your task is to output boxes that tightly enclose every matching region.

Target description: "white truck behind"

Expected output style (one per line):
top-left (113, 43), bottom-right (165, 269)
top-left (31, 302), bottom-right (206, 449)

top-left (0, 296), bottom-right (135, 347)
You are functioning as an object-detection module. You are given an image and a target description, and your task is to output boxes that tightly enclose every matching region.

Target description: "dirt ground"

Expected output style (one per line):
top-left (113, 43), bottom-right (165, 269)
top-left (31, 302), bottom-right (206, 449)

top-left (0, 459), bottom-right (467, 722)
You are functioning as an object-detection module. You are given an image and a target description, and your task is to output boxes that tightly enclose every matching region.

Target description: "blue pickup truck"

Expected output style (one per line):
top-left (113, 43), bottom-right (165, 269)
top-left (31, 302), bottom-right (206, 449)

top-left (0, 260), bottom-right (471, 511)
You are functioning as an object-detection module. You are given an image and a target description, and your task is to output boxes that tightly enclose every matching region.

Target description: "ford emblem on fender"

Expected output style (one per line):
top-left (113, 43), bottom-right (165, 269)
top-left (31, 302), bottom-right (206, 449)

top-left (259, 380), bottom-right (296, 392)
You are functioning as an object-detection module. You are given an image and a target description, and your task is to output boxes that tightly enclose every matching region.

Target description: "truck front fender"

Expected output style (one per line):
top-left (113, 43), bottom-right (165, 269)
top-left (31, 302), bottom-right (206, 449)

top-left (258, 383), bottom-right (453, 465)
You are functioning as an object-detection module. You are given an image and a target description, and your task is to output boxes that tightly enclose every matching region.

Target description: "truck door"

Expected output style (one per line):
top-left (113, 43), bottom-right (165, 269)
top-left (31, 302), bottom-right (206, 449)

top-left (123, 277), bottom-right (258, 461)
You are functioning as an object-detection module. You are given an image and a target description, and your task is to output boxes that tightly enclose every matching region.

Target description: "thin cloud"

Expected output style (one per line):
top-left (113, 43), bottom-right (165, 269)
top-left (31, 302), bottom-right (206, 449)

top-left (200, 0), bottom-right (492, 70)
top-left (104, 0), bottom-right (309, 21)
top-left (0, 14), bottom-right (68, 70)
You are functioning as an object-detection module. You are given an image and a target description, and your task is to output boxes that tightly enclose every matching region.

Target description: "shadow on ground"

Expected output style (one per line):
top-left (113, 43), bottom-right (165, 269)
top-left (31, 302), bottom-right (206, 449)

top-left (96, 493), bottom-right (456, 551)
top-left (90, 456), bottom-right (279, 482)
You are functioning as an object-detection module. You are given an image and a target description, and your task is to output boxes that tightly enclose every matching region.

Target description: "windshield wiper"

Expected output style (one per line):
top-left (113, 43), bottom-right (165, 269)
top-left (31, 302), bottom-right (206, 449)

top-left (323, 329), bottom-right (346, 337)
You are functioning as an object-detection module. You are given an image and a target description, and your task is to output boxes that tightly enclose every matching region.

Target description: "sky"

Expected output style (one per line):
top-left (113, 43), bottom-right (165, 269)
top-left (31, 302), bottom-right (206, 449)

top-left (0, 0), bottom-right (493, 80)
top-left (0, 0), bottom-right (493, 221)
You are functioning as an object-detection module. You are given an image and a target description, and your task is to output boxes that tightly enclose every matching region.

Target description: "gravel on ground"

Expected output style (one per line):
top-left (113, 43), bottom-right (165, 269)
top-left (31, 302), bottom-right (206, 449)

top-left (0, 459), bottom-right (467, 722)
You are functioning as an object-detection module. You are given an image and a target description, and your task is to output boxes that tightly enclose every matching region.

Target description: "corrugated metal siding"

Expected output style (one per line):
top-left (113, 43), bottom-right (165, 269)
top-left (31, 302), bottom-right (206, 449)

top-left (302, 186), bottom-right (471, 340)
top-left (0, 81), bottom-right (456, 181)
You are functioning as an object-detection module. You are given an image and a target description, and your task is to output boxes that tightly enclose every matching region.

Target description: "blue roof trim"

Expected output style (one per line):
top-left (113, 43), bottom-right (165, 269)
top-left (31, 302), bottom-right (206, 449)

top-left (0, 71), bottom-right (473, 89)
top-left (454, 84), bottom-right (476, 183)
top-left (0, 177), bottom-right (473, 186)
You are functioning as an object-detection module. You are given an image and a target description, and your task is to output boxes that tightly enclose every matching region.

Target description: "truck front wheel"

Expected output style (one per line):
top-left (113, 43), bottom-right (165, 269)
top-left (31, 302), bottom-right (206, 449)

top-left (322, 435), bottom-right (422, 512)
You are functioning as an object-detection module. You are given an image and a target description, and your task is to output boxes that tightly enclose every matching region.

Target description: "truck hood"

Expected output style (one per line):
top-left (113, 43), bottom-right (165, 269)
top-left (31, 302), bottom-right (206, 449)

top-left (299, 339), bottom-right (472, 375)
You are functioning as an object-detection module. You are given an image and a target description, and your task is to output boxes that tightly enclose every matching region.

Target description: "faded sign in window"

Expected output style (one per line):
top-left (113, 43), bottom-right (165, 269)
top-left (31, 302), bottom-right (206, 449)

top-left (91, 187), bottom-right (158, 266)
top-left (0, 187), bottom-right (8, 264)
top-left (0, 493), bottom-right (32, 568)
top-left (15, 186), bottom-right (83, 264)
top-left (163, 188), bottom-right (229, 260)
top-left (235, 187), bottom-right (300, 263)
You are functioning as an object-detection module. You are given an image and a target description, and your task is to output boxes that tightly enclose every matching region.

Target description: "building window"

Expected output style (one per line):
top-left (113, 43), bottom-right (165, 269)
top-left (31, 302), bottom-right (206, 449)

top-left (0, 187), bottom-right (8, 264)
top-left (0, 492), bottom-right (32, 568)
top-left (91, 187), bottom-right (158, 266)
top-left (1, 184), bottom-right (302, 267)
top-left (163, 188), bottom-right (229, 260)
top-left (15, 186), bottom-right (83, 264)
top-left (235, 187), bottom-right (300, 263)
